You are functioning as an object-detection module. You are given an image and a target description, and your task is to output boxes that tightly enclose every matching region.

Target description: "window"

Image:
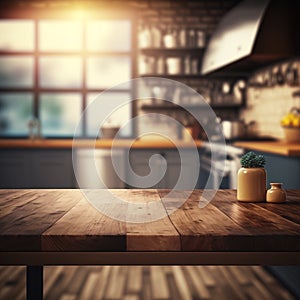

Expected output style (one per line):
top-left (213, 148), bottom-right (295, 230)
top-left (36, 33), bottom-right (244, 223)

top-left (0, 14), bottom-right (133, 138)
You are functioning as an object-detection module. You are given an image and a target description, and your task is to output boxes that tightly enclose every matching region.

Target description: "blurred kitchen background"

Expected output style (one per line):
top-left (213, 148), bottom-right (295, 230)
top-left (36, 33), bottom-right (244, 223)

top-left (0, 0), bottom-right (299, 141)
top-left (0, 0), bottom-right (299, 192)
top-left (0, 0), bottom-right (300, 299)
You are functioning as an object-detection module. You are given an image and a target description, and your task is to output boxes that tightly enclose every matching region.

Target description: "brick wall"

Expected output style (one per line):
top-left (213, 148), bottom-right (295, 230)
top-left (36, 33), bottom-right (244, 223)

top-left (136, 0), bottom-right (239, 34)
top-left (240, 60), bottom-right (300, 139)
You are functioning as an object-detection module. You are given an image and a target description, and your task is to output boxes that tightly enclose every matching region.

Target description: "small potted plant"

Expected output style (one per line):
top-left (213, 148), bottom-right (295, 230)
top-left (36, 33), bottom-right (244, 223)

top-left (237, 151), bottom-right (266, 202)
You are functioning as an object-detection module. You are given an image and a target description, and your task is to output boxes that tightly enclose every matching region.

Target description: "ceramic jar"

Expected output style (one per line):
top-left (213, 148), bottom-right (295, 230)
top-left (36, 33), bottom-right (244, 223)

top-left (237, 167), bottom-right (266, 202)
top-left (266, 183), bottom-right (286, 203)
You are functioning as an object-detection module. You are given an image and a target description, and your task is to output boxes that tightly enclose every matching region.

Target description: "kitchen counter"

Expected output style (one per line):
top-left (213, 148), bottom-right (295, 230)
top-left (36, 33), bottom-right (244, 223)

top-left (233, 141), bottom-right (300, 157)
top-left (0, 138), bottom-right (203, 149)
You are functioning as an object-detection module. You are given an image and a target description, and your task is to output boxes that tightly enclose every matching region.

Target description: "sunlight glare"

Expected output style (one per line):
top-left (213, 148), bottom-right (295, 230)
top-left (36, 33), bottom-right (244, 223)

top-left (39, 20), bottom-right (82, 52)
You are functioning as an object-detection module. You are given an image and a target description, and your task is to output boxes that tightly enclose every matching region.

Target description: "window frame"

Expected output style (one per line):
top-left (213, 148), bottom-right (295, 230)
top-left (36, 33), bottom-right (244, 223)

top-left (0, 8), bottom-right (137, 138)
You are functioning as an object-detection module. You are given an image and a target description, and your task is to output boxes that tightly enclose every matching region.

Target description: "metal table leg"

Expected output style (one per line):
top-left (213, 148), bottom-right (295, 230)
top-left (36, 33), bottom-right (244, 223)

top-left (26, 265), bottom-right (43, 300)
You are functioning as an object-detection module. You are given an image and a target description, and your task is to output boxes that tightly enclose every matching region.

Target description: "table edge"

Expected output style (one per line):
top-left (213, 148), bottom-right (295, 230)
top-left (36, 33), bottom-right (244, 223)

top-left (1, 251), bottom-right (299, 266)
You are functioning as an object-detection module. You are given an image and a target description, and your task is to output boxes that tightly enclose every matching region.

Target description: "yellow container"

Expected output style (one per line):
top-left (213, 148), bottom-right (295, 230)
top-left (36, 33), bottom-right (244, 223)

top-left (237, 167), bottom-right (266, 202)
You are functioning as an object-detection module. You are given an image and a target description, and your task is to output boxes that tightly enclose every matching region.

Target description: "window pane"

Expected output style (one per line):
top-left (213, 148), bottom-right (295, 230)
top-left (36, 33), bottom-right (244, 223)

top-left (39, 20), bottom-right (83, 52)
top-left (39, 56), bottom-right (82, 88)
top-left (87, 56), bottom-right (130, 89)
top-left (87, 20), bottom-right (131, 52)
top-left (39, 93), bottom-right (82, 137)
top-left (0, 93), bottom-right (33, 136)
top-left (86, 92), bottom-right (131, 137)
top-left (0, 56), bottom-right (34, 87)
top-left (0, 20), bottom-right (34, 51)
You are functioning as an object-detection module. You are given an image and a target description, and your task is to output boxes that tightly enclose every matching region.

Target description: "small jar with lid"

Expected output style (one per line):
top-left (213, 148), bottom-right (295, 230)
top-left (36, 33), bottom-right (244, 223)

top-left (266, 183), bottom-right (286, 203)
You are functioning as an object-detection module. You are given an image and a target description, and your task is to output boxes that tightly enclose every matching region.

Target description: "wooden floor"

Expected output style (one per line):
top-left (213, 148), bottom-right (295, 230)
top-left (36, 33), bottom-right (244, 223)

top-left (0, 266), bottom-right (295, 300)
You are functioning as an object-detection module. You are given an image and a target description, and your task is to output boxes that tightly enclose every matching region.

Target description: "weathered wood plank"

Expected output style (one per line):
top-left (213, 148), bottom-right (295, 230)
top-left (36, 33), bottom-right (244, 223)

top-left (0, 190), bottom-right (50, 218)
top-left (159, 190), bottom-right (252, 251)
top-left (211, 190), bottom-right (300, 251)
top-left (126, 190), bottom-right (180, 251)
top-left (255, 190), bottom-right (300, 225)
top-left (0, 190), bottom-right (33, 209)
top-left (211, 190), bottom-right (300, 235)
top-left (42, 190), bottom-right (127, 251)
top-left (0, 189), bottom-right (300, 253)
top-left (0, 190), bottom-right (81, 251)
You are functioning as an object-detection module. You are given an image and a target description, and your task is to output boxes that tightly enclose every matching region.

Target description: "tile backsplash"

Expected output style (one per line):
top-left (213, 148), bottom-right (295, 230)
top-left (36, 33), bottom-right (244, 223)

top-left (240, 60), bottom-right (300, 139)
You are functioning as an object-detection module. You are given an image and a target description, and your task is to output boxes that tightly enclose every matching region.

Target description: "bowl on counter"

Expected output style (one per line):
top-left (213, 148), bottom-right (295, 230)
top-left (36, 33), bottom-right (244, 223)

top-left (282, 127), bottom-right (300, 143)
top-left (100, 126), bottom-right (120, 139)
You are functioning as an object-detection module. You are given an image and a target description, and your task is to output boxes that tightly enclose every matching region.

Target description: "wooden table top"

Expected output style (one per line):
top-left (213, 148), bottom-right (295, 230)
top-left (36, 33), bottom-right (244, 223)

top-left (0, 189), bottom-right (300, 253)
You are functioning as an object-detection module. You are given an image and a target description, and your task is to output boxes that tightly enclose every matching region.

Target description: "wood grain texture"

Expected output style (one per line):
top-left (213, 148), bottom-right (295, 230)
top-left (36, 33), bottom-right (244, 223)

top-left (159, 190), bottom-right (251, 251)
top-left (125, 190), bottom-right (180, 251)
top-left (159, 189), bottom-right (300, 251)
top-left (0, 190), bottom-right (81, 251)
top-left (211, 190), bottom-right (300, 251)
top-left (42, 190), bottom-right (127, 251)
top-left (0, 189), bottom-right (300, 252)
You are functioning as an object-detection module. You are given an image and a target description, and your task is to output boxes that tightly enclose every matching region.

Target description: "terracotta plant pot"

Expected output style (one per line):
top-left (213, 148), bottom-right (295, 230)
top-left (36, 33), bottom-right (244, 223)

top-left (237, 167), bottom-right (266, 202)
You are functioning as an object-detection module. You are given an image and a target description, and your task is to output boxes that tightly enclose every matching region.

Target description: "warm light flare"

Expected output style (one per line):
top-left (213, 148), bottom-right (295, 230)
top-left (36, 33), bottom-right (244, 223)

top-left (39, 20), bottom-right (83, 52)
top-left (70, 8), bottom-right (88, 20)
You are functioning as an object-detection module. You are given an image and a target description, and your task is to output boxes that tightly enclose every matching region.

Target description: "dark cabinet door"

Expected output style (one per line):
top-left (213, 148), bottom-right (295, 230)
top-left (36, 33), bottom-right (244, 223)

top-left (0, 149), bottom-right (75, 188)
top-left (254, 151), bottom-right (300, 189)
top-left (0, 151), bottom-right (31, 188)
top-left (31, 150), bottom-right (74, 188)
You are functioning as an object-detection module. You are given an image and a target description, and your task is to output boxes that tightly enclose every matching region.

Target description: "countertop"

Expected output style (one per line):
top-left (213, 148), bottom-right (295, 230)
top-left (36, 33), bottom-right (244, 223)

top-left (0, 139), bottom-right (203, 149)
top-left (1, 139), bottom-right (300, 157)
top-left (233, 141), bottom-right (300, 157)
top-left (0, 189), bottom-right (300, 257)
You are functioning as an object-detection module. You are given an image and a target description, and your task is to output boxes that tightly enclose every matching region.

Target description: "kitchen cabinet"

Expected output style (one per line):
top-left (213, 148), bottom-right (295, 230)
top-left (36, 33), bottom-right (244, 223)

top-left (30, 150), bottom-right (74, 188)
top-left (0, 151), bottom-right (31, 188)
top-left (0, 149), bottom-right (75, 188)
top-left (267, 267), bottom-right (300, 299)
top-left (246, 150), bottom-right (300, 189)
top-left (127, 149), bottom-right (199, 189)
top-left (74, 149), bottom-right (125, 189)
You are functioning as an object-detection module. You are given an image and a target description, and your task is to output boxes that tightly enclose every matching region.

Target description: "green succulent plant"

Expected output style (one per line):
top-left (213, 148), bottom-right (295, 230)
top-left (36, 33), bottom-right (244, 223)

top-left (240, 151), bottom-right (266, 168)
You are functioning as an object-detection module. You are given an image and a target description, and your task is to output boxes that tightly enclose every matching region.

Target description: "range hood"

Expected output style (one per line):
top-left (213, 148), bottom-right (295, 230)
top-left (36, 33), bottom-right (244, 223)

top-left (201, 0), bottom-right (300, 76)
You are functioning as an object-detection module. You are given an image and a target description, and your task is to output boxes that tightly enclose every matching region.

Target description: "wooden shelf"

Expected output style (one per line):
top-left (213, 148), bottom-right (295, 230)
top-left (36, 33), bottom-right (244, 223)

top-left (140, 47), bottom-right (205, 56)
top-left (141, 103), bottom-right (242, 111)
top-left (140, 74), bottom-right (248, 80)
top-left (140, 74), bottom-right (204, 79)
